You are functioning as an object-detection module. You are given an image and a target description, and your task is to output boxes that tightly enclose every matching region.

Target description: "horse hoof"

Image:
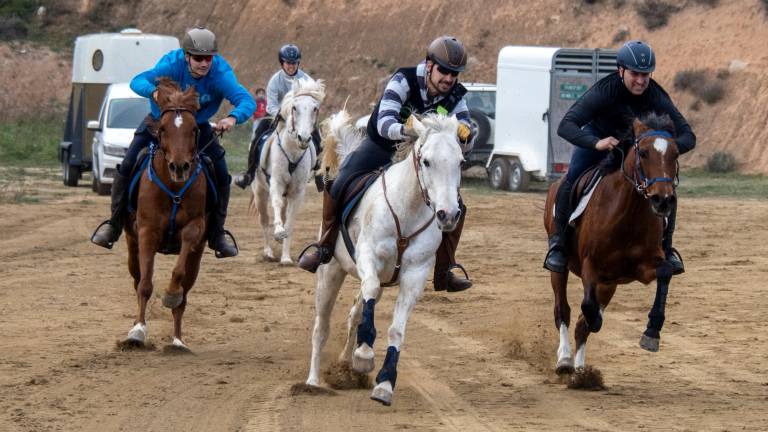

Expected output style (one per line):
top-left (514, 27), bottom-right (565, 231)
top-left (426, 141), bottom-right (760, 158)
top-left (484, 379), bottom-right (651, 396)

top-left (126, 322), bottom-right (147, 344)
top-left (279, 259), bottom-right (294, 266)
top-left (370, 381), bottom-right (393, 406)
top-left (262, 252), bottom-right (279, 262)
top-left (273, 229), bottom-right (288, 241)
top-left (162, 293), bottom-right (183, 309)
top-left (556, 357), bottom-right (575, 375)
top-left (352, 344), bottom-right (375, 374)
top-left (639, 334), bottom-right (660, 352)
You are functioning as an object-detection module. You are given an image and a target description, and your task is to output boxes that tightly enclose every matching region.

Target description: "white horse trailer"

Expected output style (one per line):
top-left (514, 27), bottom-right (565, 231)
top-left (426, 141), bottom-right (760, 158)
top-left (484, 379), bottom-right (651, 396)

top-left (59, 29), bottom-right (179, 187)
top-left (488, 46), bottom-right (617, 192)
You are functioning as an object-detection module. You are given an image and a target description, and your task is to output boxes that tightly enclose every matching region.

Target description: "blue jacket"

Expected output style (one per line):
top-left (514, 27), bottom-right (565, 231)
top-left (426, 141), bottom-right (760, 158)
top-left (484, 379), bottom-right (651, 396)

top-left (130, 49), bottom-right (255, 125)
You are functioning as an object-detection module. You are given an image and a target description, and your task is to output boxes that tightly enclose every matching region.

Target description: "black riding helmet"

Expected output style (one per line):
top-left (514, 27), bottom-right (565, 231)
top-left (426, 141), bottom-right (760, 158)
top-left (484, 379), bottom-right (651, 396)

top-left (182, 26), bottom-right (218, 55)
top-left (617, 40), bottom-right (655, 73)
top-left (426, 36), bottom-right (467, 73)
top-left (279, 44), bottom-right (301, 64)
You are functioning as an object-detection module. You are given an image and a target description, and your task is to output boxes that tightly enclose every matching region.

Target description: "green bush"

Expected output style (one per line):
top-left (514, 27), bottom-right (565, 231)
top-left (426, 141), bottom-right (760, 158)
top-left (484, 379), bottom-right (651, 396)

top-left (706, 151), bottom-right (737, 173)
top-left (0, 116), bottom-right (63, 166)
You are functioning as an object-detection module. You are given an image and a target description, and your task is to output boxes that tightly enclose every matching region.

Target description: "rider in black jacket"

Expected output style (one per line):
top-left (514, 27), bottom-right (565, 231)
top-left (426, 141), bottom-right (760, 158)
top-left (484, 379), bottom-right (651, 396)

top-left (544, 40), bottom-right (696, 275)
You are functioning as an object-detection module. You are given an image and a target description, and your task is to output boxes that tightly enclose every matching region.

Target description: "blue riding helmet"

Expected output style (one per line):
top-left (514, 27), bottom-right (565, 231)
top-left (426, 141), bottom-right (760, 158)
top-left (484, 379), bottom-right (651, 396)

top-left (617, 40), bottom-right (656, 73)
top-left (279, 44), bottom-right (301, 64)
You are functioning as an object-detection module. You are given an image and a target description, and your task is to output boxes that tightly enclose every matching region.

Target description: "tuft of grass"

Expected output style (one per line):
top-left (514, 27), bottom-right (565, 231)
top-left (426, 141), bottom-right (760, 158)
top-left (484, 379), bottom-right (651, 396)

top-left (677, 168), bottom-right (768, 200)
top-left (0, 115), bottom-right (64, 166)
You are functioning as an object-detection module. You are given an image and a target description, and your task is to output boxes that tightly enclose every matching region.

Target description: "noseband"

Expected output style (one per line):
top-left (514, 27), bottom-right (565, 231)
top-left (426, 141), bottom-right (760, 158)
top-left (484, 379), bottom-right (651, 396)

top-left (621, 129), bottom-right (678, 198)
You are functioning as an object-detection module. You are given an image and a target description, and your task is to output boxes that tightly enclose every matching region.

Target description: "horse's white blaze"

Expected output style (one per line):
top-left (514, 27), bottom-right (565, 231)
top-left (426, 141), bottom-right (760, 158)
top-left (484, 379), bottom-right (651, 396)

top-left (557, 323), bottom-right (572, 361)
top-left (575, 343), bottom-right (587, 369)
top-left (174, 113), bottom-right (183, 129)
top-left (653, 138), bottom-right (668, 155)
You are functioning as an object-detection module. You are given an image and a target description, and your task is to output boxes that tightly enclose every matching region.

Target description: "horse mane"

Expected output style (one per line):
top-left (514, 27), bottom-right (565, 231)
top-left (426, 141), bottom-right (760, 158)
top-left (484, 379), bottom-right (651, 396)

top-left (392, 114), bottom-right (459, 163)
top-left (279, 78), bottom-right (326, 120)
top-left (320, 109), bottom-right (364, 178)
top-left (155, 77), bottom-right (200, 112)
top-left (638, 112), bottom-right (675, 136)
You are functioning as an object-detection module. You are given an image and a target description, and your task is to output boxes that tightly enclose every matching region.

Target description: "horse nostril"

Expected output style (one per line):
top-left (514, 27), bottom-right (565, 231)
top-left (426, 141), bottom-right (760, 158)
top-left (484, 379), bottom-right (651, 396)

top-left (650, 195), bottom-right (661, 204)
top-left (169, 162), bottom-right (176, 172)
top-left (183, 162), bottom-right (191, 172)
top-left (436, 210), bottom-right (446, 221)
top-left (297, 134), bottom-right (304, 142)
top-left (668, 195), bottom-right (677, 205)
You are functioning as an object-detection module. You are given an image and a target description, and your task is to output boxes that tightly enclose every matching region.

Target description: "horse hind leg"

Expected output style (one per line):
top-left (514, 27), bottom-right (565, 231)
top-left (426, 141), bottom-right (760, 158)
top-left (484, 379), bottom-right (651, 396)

top-left (306, 260), bottom-right (347, 386)
top-left (551, 271), bottom-right (574, 375)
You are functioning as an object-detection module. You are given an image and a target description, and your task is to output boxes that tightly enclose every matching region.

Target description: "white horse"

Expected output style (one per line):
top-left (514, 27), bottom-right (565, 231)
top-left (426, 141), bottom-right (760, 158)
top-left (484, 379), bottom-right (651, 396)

top-left (250, 78), bottom-right (325, 264)
top-left (305, 111), bottom-right (465, 406)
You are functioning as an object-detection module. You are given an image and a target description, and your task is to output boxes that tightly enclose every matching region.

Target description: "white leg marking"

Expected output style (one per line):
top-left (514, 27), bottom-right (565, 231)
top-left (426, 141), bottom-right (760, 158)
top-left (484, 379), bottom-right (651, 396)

top-left (575, 343), bottom-right (586, 369)
top-left (127, 322), bottom-right (147, 343)
top-left (557, 323), bottom-right (572, 362)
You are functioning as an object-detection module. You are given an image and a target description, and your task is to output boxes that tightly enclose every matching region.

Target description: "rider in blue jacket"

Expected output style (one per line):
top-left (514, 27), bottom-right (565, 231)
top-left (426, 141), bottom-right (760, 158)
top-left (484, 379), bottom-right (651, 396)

top-left (91, 26), bottom-right (255, 258)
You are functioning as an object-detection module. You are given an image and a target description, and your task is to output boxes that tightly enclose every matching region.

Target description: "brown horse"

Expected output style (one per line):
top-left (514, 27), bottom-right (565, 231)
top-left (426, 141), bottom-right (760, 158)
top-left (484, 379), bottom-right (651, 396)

top-left (122, 78), bottom-right (208, 350)
top-left (544, 113), bottom-right (680, 375)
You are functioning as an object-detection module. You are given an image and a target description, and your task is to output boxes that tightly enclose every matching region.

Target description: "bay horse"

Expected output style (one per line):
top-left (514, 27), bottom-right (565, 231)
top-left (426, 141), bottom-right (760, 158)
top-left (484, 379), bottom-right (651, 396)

top-left (305, 111), bottom-right (464, 406)
top-left (544, 113), bottom-right (680, 374)
top-left (122, 78), bottom-right (209, 350)
top-left (250, 78), bottom-right (325, 264)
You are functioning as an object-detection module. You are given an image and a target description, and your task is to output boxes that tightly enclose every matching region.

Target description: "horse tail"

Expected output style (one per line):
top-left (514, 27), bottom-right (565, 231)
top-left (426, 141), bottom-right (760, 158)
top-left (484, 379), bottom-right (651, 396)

top-left (320, 109), bottom-right (364, 180)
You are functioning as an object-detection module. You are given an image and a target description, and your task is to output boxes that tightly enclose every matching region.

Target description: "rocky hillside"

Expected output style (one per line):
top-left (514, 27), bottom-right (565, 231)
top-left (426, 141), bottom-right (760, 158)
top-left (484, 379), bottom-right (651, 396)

top-left (5, 0), bottom-right (768, 172)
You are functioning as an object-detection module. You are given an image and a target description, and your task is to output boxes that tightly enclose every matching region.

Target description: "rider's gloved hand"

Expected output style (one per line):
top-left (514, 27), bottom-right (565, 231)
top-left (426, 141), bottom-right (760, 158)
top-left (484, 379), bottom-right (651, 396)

top-left (215, 116), bottom-right (237, 132)
top-left (595, 136), bottom-right (619, 151)
top-left (457, 123), bottom-right (471, 142)
top-left (403, 115), bottom-right (419, 138)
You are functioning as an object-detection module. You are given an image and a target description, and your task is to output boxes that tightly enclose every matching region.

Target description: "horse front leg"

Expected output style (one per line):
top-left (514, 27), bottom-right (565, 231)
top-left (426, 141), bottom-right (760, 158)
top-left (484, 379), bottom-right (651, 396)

top-left (640, 262), bottom-right (673, 352)
top-left (306, 259), bottom-right (347, 386)
top-left (254, 181), bottom-right (276, 262)
top-left (166, 219), bottom-right (206, 350)
top-left (551, 271), bottom-right (574, 375)
top-left (574, 281), bottom-right (617, 370)
top-left (270, 178), bottom-right (289, 242)
top-left (352, 250), bottom-right (383, 374)
top-left (126, 227), bottom-right (160, 346)
top-left (280, 187), bottom-right (306, 265)
top-left (370, 269), bottom-right (426, 406)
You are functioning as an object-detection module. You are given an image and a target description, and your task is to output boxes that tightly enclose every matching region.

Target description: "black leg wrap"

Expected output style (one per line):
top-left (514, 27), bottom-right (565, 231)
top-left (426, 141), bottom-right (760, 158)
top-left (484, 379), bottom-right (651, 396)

top-left (375, 346), bottom-right (400, 388)
top-left (356, 299), bottom-right (376, 348)
top-left (646, 262), bottom-right (672, 334)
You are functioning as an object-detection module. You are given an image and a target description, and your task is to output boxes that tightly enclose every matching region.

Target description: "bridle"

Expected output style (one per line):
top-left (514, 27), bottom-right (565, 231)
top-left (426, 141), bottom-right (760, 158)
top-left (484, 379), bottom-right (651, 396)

top-left (619, 129), bottom-right (678, 198)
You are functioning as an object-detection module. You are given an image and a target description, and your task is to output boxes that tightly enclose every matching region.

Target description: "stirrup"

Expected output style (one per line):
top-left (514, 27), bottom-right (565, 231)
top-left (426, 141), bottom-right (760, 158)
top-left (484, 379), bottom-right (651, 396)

top-left (90, 220), bottom-right (119, 249)
top-left (666, 247), bottom-right (685, 275)
top-left (543, 247), bottom-right (568, 274)
top-left (213, 230), bottom-right (239, 258)
top-left (444, 263), bottom-right (472, 292)
top-left (233, 173), bottom-right (252, 190)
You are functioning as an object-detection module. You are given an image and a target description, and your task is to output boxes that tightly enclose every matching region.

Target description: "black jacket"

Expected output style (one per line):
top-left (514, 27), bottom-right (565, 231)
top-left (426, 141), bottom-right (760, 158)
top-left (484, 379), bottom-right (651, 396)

top-left (557, 72), bottom-right (696, 154)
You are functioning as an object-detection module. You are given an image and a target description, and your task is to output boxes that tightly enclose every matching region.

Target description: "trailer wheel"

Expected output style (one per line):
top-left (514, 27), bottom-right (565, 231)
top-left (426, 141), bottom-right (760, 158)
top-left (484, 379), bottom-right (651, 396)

top-left (62, 150), bottom-right (79, 187)
top-left (488, 158), bottom-right (510, 190)
top-left (508, 157), bottom-right (530, 192)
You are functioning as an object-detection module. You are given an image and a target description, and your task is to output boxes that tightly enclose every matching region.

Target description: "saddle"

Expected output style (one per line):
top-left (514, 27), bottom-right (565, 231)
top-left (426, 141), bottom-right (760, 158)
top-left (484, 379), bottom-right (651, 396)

top-left (127, 147), bottom-right (218, 255)
top-left (338, 171), bottom-right (384, 262)
top-left (567, 152), bottom-right (625, 225)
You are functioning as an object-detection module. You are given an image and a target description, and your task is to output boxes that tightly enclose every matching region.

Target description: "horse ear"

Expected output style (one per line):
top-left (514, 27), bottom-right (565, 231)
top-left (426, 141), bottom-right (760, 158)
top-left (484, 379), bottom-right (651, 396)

top-left (633, 118), bottom-right (649, 136)
top-left (410, 115), bottom-right (427, 137)
top-left (182, 86), bottom-right (201, 111)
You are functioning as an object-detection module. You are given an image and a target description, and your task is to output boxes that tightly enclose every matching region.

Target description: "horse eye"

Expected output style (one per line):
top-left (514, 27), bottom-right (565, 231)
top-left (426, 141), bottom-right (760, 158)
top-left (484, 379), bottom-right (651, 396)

top-left (423, 159), bottom-right (430, 168)
top-left (639, 149), bottom-right (649, 159)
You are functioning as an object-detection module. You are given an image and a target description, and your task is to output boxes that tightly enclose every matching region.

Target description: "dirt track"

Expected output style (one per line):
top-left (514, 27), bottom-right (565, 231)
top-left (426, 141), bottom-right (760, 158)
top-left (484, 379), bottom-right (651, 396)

top-left (1, 173), bottom-right (766, 431)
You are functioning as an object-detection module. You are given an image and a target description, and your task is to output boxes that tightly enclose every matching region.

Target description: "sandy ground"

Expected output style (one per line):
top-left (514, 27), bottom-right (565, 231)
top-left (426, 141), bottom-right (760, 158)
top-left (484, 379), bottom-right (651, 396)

top-left (0, 171), bottom-right (766, 432)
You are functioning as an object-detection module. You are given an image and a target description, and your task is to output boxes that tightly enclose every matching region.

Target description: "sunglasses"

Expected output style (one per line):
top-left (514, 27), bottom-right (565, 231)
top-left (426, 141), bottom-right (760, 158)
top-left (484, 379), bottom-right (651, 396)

top-left (191, 54), bottom-right (213, 63)
top-left (436, 65), bottom-right (460, 77)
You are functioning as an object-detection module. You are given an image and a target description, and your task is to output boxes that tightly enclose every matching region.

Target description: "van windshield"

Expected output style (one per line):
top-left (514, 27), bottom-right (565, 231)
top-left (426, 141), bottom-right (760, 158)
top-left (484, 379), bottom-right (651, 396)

top-left (464, 90), bottom-right (495, 119)
top-left (107, 98), bottom-right (150, 129)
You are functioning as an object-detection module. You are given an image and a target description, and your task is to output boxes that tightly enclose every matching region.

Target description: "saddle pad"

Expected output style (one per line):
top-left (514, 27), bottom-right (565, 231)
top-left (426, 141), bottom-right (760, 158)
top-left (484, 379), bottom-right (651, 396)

top-left (567, 166), bottom-right (603, 226)
top-left (339, 171), bottom-right (382, 262)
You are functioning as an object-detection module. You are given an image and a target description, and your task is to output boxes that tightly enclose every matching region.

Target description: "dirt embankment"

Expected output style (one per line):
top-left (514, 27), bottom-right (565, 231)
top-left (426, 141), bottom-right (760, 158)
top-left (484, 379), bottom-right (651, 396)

top-left (7, 0), bottom-right (768, 172)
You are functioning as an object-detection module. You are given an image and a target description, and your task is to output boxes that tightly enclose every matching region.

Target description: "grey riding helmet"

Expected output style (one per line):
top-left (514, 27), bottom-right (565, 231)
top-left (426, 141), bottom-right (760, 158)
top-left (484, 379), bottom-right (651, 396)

top-left (426, 36), bottom-right (467, 73)
top-left (279, 44), bottom-right (301, 64)
top-left (617, 40), bottom-right (655, 73)
top-left (182, 26), bottom-right (218, 55)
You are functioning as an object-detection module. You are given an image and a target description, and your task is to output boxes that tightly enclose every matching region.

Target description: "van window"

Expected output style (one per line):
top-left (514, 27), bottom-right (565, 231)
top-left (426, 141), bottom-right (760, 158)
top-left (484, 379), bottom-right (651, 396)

top-left (107, 98), bottom-right (150, 129)
top-left (465, 91), bottom-right (496, 119)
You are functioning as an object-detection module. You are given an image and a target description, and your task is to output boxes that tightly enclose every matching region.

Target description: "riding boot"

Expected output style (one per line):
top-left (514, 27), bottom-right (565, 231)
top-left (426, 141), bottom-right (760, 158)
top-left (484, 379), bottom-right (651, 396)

top-left (298, 186), bottom-right (339, 273)
top-left (543, 178), bottom-right (573, 273)
top-left (90, 170), bottom-right (131, 249)
top-left (311, 128), bottom-right (324, 192)
top-left (234, 135), bottom-right (260, 190)
top-left (208, 183), bottom-right (239, 258)
top-left (434, 202), bottom-right (472, 292)
top-left (662, 202), bottom-right (685, 275)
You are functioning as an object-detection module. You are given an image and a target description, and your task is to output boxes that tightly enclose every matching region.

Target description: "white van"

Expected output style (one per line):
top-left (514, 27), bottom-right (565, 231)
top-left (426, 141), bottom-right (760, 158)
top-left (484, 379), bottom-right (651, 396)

top-left (87, 83), bottom-right (149, 195)
top-left (488, 46), bottom-right (617, 191)
top-left (60, 28), bottom-right (178, 188)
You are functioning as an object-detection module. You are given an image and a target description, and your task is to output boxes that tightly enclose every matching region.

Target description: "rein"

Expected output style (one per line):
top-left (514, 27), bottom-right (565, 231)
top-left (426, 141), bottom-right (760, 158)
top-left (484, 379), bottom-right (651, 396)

top-left (620, 129), bottom-right (678, 198)
top-left (379, 147), bottom-right (436, 287)
top-left (275, 131), bottom-right (309, 176)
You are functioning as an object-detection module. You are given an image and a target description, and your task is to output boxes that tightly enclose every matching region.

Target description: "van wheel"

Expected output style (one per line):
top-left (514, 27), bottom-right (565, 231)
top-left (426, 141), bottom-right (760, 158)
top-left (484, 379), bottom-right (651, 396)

top-left (62, 150), bottom-right (79, 187)
top-left (469, 109), bottom-right (491, 148)
top-left (508, 157), bottom-right (530, 192)
top-left (488, 158), bottom-right (510, 190)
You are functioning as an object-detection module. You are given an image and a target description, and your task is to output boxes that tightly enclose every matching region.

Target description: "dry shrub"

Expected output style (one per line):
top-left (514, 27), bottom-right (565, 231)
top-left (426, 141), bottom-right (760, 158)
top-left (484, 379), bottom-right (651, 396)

top-left (706, 151), bottom-right (737, 173)
top-left (674, 69), bottom-right (727, 105)
top-left (692, 0), bottom-right (718, 6)
top-left (673, 69), bottom-right (707, 91)
top-left (636, 0), bottom-right (679, 30)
